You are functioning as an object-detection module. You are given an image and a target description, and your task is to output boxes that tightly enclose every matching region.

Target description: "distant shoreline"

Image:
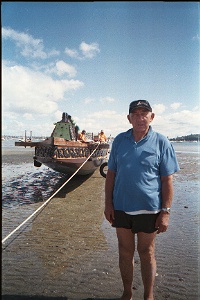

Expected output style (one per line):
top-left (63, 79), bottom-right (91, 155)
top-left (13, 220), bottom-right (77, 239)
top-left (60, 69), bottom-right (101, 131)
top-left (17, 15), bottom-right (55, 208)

top-left (2, 133), bottom-right (200, 142)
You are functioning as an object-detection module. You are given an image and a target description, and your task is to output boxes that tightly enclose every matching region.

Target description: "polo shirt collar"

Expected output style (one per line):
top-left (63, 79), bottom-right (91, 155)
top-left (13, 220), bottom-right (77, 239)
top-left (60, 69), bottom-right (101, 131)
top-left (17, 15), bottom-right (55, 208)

top-left (125, 126), bottom-right (153, 142)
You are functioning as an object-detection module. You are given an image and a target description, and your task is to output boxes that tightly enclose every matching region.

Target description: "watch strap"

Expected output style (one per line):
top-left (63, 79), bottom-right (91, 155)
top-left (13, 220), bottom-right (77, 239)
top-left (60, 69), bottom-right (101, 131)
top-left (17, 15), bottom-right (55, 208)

top-left (161, 208), bottom-right (171, 213)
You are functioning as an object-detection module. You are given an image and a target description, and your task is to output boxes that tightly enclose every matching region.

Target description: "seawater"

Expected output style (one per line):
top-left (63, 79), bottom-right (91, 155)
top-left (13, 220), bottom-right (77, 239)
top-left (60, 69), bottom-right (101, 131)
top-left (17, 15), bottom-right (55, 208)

top-left (2, 139), bottom-right (66, 209)
top-left (171, 141), bottom-right (199, 154)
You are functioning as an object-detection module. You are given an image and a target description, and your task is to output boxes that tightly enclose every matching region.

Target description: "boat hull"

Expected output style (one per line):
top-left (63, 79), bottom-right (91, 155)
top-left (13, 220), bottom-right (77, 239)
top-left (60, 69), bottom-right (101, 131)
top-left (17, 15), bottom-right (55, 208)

top-left (37, 157), bottom-right (106, 175)
top-left (16, 137), bottom-right (110, 176)
top-left (33, 140), bottom-right (109, 175)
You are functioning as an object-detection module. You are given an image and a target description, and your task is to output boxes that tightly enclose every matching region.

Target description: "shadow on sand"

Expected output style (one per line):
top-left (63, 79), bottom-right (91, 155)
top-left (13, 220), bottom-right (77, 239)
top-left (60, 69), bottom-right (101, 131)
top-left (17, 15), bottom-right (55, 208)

top-left (54, 173), bottom-right (93, 198)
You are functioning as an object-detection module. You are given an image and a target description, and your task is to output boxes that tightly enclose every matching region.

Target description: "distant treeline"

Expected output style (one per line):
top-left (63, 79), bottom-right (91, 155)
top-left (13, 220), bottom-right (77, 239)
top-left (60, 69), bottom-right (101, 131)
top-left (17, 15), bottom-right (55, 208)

top-left (169, 134), bottom-right (200, 141)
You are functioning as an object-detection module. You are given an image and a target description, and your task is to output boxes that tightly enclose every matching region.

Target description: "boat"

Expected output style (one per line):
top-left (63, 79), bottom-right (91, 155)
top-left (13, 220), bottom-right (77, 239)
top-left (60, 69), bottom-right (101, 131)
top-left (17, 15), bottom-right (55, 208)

top-left (15, 112), bottom-right (110, 176)
top-left (18, 137), bottom-right (32, 142)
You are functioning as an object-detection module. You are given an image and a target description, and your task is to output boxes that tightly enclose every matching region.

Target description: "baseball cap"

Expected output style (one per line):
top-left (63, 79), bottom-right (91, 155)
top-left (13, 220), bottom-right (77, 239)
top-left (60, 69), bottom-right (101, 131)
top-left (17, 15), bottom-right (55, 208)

top-left (129, 100), bottom-right (152, 113)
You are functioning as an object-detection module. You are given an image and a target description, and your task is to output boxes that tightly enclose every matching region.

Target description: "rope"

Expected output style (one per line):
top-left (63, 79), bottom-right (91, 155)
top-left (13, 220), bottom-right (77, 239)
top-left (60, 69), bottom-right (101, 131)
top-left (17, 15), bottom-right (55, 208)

top-left (2, 142), bottom-right (100, 244)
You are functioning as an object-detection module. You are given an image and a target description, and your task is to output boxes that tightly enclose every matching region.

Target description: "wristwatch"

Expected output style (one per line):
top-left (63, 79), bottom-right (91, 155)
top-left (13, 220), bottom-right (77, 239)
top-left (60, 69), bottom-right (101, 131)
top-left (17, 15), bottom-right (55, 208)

top-left (161, 208), bottom-right (171, 214)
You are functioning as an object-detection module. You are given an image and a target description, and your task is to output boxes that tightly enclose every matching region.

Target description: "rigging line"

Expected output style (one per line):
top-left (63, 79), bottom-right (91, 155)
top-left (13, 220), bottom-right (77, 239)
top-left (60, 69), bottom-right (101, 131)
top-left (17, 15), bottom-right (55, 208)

top-left (2, 142), bottom-right (100, 244)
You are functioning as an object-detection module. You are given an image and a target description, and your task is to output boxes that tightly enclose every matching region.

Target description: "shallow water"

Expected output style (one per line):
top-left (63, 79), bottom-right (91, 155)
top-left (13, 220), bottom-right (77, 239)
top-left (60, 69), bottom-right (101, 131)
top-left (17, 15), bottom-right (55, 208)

top-left (171, 141), bottom-right (199, 154)
top-left (2, 163), bottom-right (66, 208)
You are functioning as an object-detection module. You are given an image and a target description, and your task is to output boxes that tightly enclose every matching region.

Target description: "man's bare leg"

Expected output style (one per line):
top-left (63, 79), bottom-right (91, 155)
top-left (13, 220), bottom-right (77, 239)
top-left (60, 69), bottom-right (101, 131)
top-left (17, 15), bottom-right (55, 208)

top-left (137, 232), bottom-right (157, 300)
top-left (116, 228), bottom-right (135, 300)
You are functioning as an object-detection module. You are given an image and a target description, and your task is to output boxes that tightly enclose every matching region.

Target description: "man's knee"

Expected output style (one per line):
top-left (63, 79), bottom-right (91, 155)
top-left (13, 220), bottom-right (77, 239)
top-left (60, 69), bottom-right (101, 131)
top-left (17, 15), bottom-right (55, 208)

top-left (137, 243), bottom-right (155, 259)
top-left (117, 228), bottom-right (135, 256)
top-left (137, 232), bottom-right (156, 257)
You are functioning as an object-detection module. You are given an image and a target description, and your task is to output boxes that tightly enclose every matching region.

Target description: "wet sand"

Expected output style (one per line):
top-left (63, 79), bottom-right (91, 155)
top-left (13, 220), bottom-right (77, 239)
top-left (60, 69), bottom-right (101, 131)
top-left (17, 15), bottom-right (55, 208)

top-left (2, 149), bottom-right (200, 300)
top-left (2, 147), bottom-right (35, 164)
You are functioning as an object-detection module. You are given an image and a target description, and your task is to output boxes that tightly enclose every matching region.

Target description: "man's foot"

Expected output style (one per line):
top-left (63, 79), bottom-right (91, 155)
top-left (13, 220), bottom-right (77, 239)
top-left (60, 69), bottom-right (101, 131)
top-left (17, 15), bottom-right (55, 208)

top-left (119, 291), bottom-right (133, 300)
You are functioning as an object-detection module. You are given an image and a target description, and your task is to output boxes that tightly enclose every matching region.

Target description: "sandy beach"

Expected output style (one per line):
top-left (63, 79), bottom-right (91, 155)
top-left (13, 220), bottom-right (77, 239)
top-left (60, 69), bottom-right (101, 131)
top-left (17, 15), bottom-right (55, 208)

top-left (2, 148), bottom-right (200, 300)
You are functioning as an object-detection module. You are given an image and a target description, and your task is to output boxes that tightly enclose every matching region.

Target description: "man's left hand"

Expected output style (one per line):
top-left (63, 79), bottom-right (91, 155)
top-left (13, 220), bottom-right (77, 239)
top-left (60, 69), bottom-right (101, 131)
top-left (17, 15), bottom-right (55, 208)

top-left (155, 212), bottom-right (170, 234)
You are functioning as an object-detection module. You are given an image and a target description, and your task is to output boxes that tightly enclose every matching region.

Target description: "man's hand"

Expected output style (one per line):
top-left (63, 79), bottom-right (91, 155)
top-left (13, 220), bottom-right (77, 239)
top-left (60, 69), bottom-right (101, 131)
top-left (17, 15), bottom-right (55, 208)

top-left (104, 205), bottom-right (115, 225)
top-left (155, 212), bottom-right (170, 234)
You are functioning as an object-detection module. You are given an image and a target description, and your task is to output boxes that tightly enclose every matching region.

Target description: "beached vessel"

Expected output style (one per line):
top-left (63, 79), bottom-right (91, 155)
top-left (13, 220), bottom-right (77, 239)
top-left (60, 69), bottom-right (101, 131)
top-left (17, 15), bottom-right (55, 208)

top-left (15, 113), bottom-right (109, 176)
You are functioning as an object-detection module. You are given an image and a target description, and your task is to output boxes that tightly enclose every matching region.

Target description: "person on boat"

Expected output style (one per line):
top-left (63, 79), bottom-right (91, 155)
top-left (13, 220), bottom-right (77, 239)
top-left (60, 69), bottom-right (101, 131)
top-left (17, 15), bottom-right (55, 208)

top-left (68, 115), bottom-right (76, 125)
top-left (61, 112), bottom-right (69, 122)
top-left (104, 99), bottom-right (180, 300)
top-left (75, 125), bottom-right (80, 141)
top-left (98, 130), bottom-right (107, 142)
top-left (78, 130), bottom-right (87, 142)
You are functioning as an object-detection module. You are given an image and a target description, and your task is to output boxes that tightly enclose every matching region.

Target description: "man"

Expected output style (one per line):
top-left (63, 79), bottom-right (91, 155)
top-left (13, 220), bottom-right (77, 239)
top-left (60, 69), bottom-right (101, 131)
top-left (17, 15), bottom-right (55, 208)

top-left (104, 100), bottom-right (180, 300)
top-left (78, 130), bottom-right (87, 142)
top-left (99, 130), bottom-right (107, 142)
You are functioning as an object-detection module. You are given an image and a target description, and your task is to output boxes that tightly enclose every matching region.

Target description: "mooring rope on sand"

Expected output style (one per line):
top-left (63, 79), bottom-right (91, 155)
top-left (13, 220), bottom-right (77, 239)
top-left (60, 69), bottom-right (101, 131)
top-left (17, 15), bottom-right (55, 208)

top-left (2, 142), bottom-right (100, 244)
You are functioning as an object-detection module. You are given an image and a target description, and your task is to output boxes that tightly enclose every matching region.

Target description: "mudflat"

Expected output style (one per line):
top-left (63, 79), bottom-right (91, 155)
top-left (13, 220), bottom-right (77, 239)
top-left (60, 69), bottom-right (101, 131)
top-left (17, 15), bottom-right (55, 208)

top-left (2, 150), bottom-right (200, 299)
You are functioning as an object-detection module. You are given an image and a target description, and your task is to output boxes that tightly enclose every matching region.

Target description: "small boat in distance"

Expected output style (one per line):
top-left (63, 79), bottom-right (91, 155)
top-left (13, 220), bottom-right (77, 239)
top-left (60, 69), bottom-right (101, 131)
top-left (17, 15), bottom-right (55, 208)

top-left (18, 137), bottom-right (32, 142)
top-left (15, 112), bottom-right (110, 176)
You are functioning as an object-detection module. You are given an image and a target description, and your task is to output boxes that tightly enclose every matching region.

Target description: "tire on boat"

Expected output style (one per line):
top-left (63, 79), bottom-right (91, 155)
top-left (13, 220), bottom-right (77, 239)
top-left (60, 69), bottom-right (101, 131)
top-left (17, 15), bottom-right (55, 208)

top-left (34, 158), bottom-right (42, 167)
top-left (100, 162), bottom-right (108, 178)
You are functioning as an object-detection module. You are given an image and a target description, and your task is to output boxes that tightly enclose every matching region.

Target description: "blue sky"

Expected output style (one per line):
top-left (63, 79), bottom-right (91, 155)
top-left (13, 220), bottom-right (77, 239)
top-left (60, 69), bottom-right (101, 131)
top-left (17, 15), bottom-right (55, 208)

top-left (2, 2), bottom-right (199, 138)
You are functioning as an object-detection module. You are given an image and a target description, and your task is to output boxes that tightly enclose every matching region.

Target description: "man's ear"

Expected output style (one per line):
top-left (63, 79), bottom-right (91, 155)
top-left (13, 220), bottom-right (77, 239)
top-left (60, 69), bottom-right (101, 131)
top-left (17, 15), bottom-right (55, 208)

top-left (127, 114), bottom-right (131, 123)
top-left (150, 113), bottom-right (155, 122)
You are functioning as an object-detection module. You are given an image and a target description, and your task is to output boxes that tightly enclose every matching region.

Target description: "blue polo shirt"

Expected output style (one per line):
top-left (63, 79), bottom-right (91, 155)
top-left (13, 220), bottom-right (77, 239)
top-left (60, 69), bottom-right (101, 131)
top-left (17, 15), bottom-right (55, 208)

top-left (108, 127), bottom-right (180, 214)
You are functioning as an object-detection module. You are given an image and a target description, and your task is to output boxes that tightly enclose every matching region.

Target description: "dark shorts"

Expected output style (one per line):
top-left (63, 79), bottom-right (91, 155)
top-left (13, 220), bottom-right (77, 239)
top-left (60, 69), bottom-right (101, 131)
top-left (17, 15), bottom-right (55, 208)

top-left (112, 210), bottom-right (159, 233)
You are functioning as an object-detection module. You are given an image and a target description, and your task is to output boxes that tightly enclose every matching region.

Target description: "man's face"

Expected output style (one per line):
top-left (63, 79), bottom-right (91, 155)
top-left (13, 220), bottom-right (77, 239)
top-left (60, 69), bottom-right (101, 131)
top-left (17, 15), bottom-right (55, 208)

top-left (127, 108), bottom-right (155, 133)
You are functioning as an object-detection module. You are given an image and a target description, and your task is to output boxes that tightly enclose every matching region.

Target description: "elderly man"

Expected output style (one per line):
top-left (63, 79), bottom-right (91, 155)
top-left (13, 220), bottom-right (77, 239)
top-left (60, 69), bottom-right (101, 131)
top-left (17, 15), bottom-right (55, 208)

top-left (104, 100), bottom-right (180, 300)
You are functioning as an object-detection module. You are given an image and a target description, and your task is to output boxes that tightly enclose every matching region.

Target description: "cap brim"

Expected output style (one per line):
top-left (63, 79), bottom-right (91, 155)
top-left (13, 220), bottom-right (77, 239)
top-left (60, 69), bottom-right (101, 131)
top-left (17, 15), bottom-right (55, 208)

top-left (129, 105), bottom-right (152, 113)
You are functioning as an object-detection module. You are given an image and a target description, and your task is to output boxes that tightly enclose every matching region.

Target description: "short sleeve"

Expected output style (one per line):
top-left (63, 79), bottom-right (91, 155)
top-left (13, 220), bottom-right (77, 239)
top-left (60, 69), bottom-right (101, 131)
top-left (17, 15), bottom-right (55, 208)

top-left (107, 140), bottom-right (117, 172)
top-left (159, 144), bottom-right (180, 176)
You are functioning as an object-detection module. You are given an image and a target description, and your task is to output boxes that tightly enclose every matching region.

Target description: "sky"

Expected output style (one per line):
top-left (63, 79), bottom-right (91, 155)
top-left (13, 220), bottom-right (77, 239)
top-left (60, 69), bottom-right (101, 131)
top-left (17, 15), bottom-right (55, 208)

top-left (2, 1), bottom-right (200, 139)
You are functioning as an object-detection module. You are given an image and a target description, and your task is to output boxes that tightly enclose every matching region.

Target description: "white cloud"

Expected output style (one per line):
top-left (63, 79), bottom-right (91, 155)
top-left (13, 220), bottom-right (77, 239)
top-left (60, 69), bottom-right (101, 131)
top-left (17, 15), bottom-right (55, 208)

top-left (48, 60), bottom-right (77, 78)
top-left (77, 107), bottom-right (200, 138)
top-left (2, 61), bottom-right (84, 116)
top-left (48, 49), bottom-right (60, 56)
top-left (89, 110), bottom-right (117, 119)
top-left (152, 109), bottom-right (200, 138)
top-left (84, 97), bottom-right (94, 104)
top-left (54, 110), bottom-right (63, 121)
top-left (75, 110), bottom-right (129, 137)
top-left (152, 104), bottom-right (166, 114)
top-left (192, 34), bottom-right (200, 41)
top-left (65, 41), bottom-right (100, 60)
top-left (65, 47), bottom-right (79, 58)
top-left (79, 41), bottom-right (100, 58)
top-left (2, 27), bottom-right (59, 59)
top-left (100, 97), bottom-right (115, 103)
top-left (56, 60), bottom-right (77, 78)
top-left (170, 102), bottom-right (182, 110)
top-left (23, 113), bottom-right (34, 120)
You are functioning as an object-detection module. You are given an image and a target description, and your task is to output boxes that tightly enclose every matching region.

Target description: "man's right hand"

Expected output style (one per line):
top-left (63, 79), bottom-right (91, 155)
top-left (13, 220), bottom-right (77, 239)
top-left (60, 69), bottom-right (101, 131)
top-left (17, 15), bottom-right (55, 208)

top-left (104, 205), bottom-right (115, 225)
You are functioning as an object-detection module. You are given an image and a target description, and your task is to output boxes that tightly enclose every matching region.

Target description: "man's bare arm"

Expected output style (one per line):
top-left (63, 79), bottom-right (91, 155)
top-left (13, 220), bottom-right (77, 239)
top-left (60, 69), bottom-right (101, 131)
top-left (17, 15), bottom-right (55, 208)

top-left (104, 169), bottom-right (116, 224)
top-left (155, 174), bottom-right (174, 234)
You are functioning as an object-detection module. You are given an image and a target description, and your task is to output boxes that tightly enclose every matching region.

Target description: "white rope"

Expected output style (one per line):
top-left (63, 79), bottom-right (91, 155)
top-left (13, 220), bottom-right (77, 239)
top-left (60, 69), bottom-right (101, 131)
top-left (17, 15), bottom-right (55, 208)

top-left (2, 143), bottom-right (100, 244)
